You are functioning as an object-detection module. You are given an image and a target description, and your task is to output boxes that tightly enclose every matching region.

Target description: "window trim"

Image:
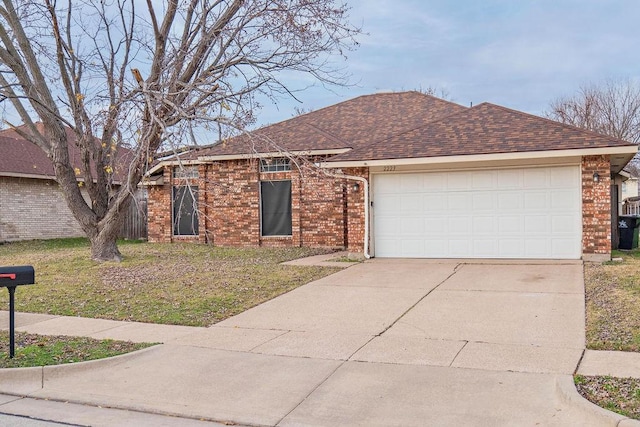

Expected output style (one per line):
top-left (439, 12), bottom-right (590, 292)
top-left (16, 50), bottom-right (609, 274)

top-left (260, 157), bottom-right (291, 173)
top-left (173, 165), bottom-right (199, 179)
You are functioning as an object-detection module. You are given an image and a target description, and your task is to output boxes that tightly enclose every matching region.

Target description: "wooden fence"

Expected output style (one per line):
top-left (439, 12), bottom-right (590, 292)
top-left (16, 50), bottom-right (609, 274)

top-left (119, 189), bottom-right (148, 240)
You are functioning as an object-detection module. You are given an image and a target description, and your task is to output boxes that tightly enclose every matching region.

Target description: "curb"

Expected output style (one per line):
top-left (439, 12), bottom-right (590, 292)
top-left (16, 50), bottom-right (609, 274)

top-left (280, 251), bottom-right (356, 268)
top-left (0, 345), bottom-right (161, 394)
top-left (42, 344), bottom-right (161, 381)
top-left (555, 375), bottom-right (640, 426)
top-left (0, 366), bottom-right (43, 396)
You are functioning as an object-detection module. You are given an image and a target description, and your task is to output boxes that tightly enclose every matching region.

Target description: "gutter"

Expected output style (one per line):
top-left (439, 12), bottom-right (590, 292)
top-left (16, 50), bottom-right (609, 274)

top-left (198, 148), bottom-right (351, 162)
top-left (320, 145), bottom-right (638, 170)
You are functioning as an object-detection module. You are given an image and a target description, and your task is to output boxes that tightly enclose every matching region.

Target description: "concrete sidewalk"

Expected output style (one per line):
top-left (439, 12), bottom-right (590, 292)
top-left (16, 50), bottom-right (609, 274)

top-left (4, 311), bottom-right (639, 378)
top-left (0, 393), bottom-right (228, 426)
top-left (1, 259), bottom-right (639, 426)
top-left (0, 311), bottom-right (205, 343)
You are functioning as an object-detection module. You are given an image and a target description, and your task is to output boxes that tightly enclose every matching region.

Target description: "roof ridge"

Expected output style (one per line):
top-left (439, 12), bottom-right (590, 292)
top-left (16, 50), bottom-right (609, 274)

top-left (200, 91), bottom-right (463, 153)
top-left (250, 91), bottom-right (459, 133)
top-left (249, 92), bottom-right (391, 131)
top-left (301, 122), bottom-right (351, 148)
top-left (341, 100), bottom-right (472, 156)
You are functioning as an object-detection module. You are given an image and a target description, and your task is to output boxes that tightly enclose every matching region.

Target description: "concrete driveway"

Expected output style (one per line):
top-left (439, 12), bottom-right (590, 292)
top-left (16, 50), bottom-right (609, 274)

top-left (2, 259), bottom-right (602, 426)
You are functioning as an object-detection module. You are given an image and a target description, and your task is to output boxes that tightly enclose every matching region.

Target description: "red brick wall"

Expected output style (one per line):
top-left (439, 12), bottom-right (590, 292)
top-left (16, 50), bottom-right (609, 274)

top-left (582, 155), bottom-right (611, 257)
top-left (206, 160), bottom-right (261, 246)
top-left (342, 167), bottom-right (368, 253)
top-left (147, 160), bottom-right (369, 252)
top-left (298, 168), bottom-right (347, 248)
top-left (148, 157), bottom-right (614, 260)
top-left (147, 167), bottom-right (171, 242)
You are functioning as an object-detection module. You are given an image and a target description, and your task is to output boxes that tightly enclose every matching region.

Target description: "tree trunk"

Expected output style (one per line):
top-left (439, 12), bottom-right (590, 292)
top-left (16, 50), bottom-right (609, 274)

top-left (87, 194), bottom-right (132, 262)
top-left (90, 231), bottom-right (123, 262)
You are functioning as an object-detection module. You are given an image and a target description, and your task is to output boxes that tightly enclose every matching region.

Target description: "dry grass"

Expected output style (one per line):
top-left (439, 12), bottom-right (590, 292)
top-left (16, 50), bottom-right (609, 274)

top-left (580, 250), bottom-right (640, 419)
top-left (584, 251), bottom-right (640, 351)
top-left (0, 239), bottom-right (338, 326)
top-left (0, 330), bottom-right (153, 368)
top-left (575, 375), bottom-right (640, 419)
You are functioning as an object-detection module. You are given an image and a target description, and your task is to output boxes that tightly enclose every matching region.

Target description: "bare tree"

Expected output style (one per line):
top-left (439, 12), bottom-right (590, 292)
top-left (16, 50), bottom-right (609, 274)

top-left (547, 79), bottom-right (640, 144)
top-left (416, 85), bottom-right (452, 101)
top-left (0, 0), bottom-right (360, 261)
top-left (292, 106), bottom-right (315, 117)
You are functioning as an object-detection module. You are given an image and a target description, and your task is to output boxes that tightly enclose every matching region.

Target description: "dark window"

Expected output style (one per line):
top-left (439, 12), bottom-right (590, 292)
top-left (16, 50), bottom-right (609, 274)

top-left (260, 158), bottom-right (291, 173)
top-left (260, 180), bottom-right (292, 236)
top-left (173, 186), bottom-right (199, 236)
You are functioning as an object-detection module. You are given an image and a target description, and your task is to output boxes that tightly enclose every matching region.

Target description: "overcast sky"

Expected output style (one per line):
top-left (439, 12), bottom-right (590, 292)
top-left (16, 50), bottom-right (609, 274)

top-left (256, 0), bottom-right (640, 126)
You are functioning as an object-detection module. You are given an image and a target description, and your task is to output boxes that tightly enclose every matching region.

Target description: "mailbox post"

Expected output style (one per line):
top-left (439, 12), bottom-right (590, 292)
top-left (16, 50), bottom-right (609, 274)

top-left (0, 266), bottom-right (35, 358)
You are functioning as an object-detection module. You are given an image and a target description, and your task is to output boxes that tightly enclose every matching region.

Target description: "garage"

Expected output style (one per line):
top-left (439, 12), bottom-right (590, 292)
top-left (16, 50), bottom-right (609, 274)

top-left (372, 165), bottom-right (582, 259)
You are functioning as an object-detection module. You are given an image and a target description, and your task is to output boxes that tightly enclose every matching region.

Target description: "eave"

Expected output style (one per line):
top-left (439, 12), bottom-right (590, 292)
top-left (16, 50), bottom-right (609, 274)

top-left (320, 146), bottom-right (638, 174)
top-left (0, 172), bottom-right (124, 186)
top-left (197, 148), bottom-right (351, 162)
top-left (145, 148), bottom-right (352, 177)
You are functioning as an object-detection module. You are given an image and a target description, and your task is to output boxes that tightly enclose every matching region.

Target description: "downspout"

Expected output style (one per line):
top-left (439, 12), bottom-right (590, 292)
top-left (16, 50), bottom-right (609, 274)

top-left (324, 171), bottom-right (371, 259)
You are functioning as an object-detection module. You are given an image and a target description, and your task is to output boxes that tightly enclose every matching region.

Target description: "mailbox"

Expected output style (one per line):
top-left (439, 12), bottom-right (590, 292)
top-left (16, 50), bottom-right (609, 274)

top-left (1, 265), bottom-right (35, 358)
top-left (0, 265), bottom-right (35, 287)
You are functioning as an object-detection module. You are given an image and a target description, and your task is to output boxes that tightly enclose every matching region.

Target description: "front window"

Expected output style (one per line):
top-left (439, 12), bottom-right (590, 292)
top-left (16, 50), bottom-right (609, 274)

top-left (260, 180), bottom-right (292, 236)
top-left (260, 158), bottom-right (291, 173)
top-left (173, 186), bottom-right (199, 236)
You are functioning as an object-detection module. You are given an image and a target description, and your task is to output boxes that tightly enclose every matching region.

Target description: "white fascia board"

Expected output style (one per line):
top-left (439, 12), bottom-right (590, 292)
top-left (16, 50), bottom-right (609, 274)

top-left (0, 172), bottom-right (123, 186)
top-left (198, 148), bottom-right (351, 162)
top-left (141, 175), bottom-right (164, 186)
top-left (0, 172), bottom-right (56, 180)
top-left (619, 170), bottom-right (632, 180)
top-left (145, 159), bottom-right (202, 176)
top-left (320, 146), bottom-right (639, 168)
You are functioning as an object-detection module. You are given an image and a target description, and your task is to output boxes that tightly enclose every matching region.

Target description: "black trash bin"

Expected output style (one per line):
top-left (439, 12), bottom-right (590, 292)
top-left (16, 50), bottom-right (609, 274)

top-left (618, 215), bottom-right (640, 250)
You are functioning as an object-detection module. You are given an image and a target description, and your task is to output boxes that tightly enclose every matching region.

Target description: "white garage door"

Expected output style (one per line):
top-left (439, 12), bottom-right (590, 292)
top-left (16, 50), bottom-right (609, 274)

top-left (373, 166), bottom-right (582, 259)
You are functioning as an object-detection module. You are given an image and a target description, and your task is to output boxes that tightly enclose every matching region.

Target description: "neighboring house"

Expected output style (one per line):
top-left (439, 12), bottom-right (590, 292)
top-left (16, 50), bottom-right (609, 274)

top-left (619, 170), bottom-right (640, 220)
top-left (146, 92), bottom-right (637, 261)
top-left (621, 172), bottom-right (639, 200)
top-left (0, 126), bottom-right (146, 242)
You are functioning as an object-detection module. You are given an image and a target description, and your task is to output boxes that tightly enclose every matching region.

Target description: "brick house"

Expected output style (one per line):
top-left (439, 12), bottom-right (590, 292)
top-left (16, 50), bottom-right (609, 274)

top-left (146, 92), bottom-right (637, 261)
top-left (0, 127), bottom-right (146, 242)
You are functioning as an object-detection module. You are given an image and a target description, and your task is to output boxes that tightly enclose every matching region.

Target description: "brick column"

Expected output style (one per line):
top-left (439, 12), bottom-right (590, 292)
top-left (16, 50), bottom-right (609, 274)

top-left (146, 167), bottom-right (172, 242)
top-left (343, 167), bottom-right (369, 254)
top-left (582, 155), bottom-right (611, 262)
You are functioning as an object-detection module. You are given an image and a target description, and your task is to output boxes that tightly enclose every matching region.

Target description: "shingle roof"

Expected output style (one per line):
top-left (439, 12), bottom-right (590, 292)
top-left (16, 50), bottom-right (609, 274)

top-left (327, 103), bottom-right (637, 162)
top-left (0, 133), bottom-right (57, 178)
top-left (0, 126), bottom-right (132, 182)
top-left (191, 91), bottom-right (467, 158)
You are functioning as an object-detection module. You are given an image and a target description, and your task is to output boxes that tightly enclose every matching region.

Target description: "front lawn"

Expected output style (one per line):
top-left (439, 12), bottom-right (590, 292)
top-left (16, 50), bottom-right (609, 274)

top-left (0, 239), bottom-right (338, 326)
top-left (584, 250), bottom-right (640, 351)
top-left (0, 331), bottom-right (153, 368)
top-left (575, 375), bottom-right (640, 420)
top-left (579, 250), bottom-right (640, 420)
